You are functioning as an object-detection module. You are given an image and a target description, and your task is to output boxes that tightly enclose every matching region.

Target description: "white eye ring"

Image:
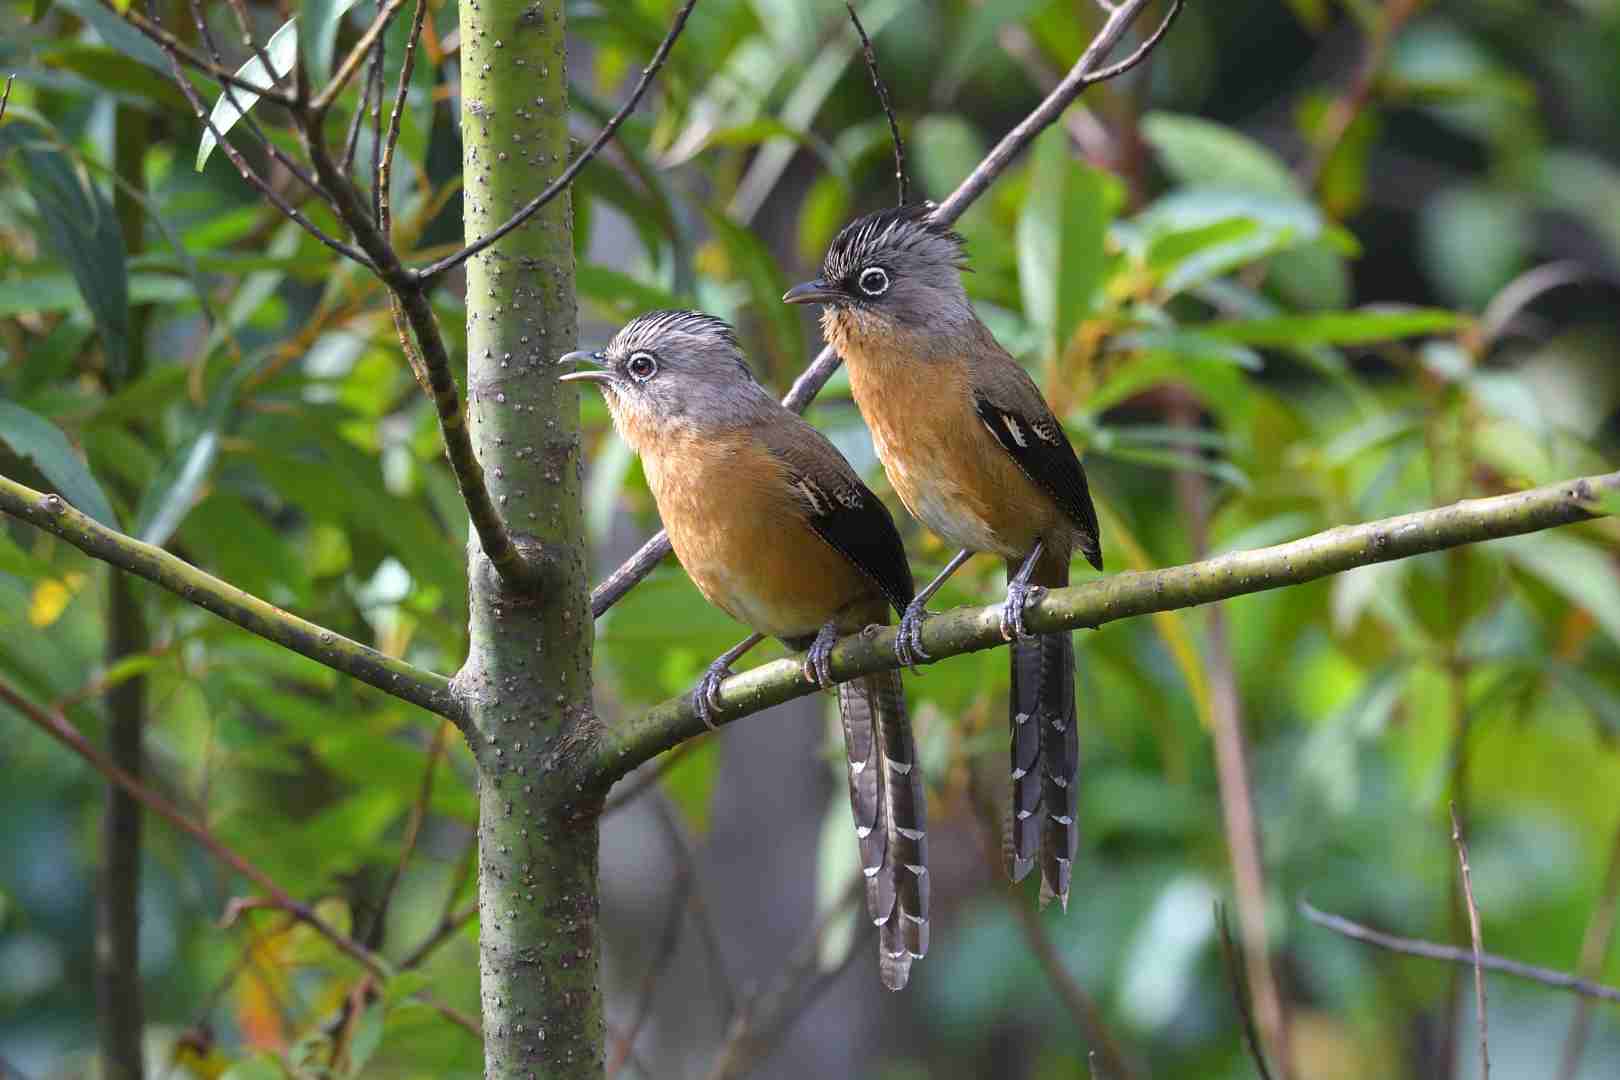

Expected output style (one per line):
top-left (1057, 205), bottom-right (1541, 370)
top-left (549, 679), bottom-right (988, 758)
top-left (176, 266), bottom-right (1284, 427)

top-left (857, 266), bottom-right (890, 297)
top-left (626, 351), bottom-right (658, 381)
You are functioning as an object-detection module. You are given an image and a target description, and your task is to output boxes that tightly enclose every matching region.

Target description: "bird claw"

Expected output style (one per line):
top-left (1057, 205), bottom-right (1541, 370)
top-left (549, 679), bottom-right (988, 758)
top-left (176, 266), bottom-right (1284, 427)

top-left (801, 623), bottom-right (839, 691)
top-left (894, 599), bottom-right (932, 671)
top-left (693, 660), bottom-right (733, 729)
top-left (1000, 580), bottom-right (1044, 641)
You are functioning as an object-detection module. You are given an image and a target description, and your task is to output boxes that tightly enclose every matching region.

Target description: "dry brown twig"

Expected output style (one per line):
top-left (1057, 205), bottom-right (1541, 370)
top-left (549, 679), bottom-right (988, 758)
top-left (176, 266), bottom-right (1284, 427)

top-left (415, 0), bottom-right (702, 282)
top-left (1299, 900), bottom-right (1620, 1004)
top-left (1451, 803), bottom-right (1491, 1080)
top-left (1214, 902), bottom-right (1276, 1080)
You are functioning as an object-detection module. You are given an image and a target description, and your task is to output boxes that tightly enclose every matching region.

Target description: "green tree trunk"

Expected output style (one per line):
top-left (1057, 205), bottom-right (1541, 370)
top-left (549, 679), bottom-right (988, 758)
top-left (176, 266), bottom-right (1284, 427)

top-left (455, 2), bottom-right (600, 1076)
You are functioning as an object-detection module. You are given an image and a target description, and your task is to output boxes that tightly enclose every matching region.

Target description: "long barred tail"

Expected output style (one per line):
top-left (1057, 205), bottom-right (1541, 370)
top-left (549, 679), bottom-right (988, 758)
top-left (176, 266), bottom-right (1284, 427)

top-left (838, 669), bottom-right (928, 990)
top-left (1005, 558), bottom-right (1079, 909)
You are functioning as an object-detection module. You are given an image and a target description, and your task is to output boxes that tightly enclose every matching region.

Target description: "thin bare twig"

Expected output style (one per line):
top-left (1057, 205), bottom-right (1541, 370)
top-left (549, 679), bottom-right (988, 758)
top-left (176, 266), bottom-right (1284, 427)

top-left (1009, 898), bottom-right (1138, 1079)
top-left (1173, 395), bottom-right (1292, 1079)
top-left (417, 0), bottom-right (701, 282)
top-left (0, 677), bottom-right (385, 976)
top-left (0, 74), bottom-right (14, 121)
top-left (109, 3), bottom-right (300, 106)
top-left (1300, 900), bottom-right (1620, 1004)
top-left (369, 36), bottom-right (386, 225)
top-left (399, 900), bottom-right (479, 972)
top-left (220, 0), bottom-right (284, 96)
top-left (590, 0), bottom-right (1185, 618)
top-left (311, 0), bottom-right (412, 115)
top-left (845, 2), bottom-right (906, 205)
top-left (294, 111), bottom-right (542, 590)
top-left (154, 17), bottom-right (371, 266)
top-left (1451, 804), bottom-right (1490, 1080)
top-left (373, 720), bottom-right (451, 945)
top-left (1555, 816), bottom-right (1620, 1080)
top-left (378, 0), bottom-right (429, 235)
top-left (341, 50), bottom-right (378, 181)
top-left (181, 0), bottom-right (333, 213)
top-left (1215, 903), bottom-right (1276, 1080)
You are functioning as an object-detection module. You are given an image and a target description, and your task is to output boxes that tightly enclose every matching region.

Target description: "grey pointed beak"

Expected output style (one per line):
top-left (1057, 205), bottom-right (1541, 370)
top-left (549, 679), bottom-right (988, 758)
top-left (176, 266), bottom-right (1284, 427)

top-left (558, 350), bottom-right (615, 385)
top-left (783, 279), bottom-right (840, 306)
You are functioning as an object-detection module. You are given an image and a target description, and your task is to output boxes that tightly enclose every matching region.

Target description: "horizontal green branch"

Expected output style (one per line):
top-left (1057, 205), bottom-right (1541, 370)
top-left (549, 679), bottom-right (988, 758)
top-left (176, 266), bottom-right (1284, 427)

top-left (0, 473), bottom-right (462, 722)
top-left (595, 470), bottom-right (1620, 783)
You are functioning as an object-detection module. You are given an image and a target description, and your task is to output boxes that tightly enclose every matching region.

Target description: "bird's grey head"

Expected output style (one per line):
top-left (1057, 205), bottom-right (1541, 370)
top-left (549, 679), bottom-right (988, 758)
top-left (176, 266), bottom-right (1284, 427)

top-left (784, 204), bottom-right (972, 336)
top-left (558, 310), bottom-right (776, 446)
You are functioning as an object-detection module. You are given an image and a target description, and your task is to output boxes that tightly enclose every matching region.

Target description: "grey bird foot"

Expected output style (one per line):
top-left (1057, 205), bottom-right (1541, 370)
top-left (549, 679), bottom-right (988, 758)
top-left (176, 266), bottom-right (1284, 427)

top-left (894, 599), bottom-right (932, 671)
top-left (801, 622), bottom-right (839, 690)
top-left (999, 580), bottom-right (1045, 642)
top-left (692, 660), bottom-right (735, 730)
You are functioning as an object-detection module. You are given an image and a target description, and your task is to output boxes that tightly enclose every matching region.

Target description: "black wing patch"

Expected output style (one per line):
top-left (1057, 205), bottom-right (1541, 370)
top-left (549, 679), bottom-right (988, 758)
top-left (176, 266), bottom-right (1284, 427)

top-left (973, 393), bottom-right (1103, 571)
top-left (789, 472), bottom-right (915, 615)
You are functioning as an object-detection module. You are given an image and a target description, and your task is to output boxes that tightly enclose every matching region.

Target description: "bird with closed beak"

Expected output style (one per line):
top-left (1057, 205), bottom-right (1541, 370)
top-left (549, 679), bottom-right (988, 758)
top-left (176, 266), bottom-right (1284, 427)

top-left (785, 204), bottom-right (1103, 910)
top-left (560, 310), bottom-right (928, 989)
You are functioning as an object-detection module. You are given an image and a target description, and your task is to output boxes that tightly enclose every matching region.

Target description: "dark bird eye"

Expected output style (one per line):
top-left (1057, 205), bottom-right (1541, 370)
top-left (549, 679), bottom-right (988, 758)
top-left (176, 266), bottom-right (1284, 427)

top-left (857, 266), bottom-right (890, 297)
top-left (626, 351), bottom-right (658, 381)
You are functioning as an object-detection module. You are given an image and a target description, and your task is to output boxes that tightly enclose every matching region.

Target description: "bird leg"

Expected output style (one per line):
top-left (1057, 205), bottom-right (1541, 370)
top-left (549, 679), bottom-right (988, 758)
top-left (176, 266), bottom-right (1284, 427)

top-left (802, 620), bottom-right (841, 690)
top-left (895, 548), bottom-right (974, 670)
top-left (693, 632), bottom-right (765, 729)
top-left (1000, 540), bottom-right (1046, 642)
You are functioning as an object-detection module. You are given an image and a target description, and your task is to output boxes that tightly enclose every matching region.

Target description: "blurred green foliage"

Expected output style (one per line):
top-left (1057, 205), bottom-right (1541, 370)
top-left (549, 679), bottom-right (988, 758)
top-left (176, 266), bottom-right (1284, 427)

top-left (2, 0), bottom-right (1619, 1077)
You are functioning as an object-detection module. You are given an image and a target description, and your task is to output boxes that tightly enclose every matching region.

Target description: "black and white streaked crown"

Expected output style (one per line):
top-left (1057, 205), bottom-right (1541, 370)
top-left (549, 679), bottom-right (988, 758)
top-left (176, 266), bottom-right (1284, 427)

top-left (821, 203), bottom-right (968, 283)
top-left (615, 309), bottom-right (740, 353)
top-left (612, 309), bottom-right (757, 382)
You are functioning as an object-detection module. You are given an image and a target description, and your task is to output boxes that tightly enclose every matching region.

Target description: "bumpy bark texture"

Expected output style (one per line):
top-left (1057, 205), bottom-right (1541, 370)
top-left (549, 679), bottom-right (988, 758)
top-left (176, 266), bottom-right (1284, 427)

top-left (453, 2), bottom-right (598, 1076)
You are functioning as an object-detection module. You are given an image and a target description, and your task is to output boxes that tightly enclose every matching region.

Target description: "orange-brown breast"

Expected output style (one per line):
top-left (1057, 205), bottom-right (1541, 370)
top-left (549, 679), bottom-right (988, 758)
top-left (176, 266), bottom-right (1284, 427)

top-left (639, 427), bottom-right (883, 641)
top-left (830, 323), bottom-right (1062, 560)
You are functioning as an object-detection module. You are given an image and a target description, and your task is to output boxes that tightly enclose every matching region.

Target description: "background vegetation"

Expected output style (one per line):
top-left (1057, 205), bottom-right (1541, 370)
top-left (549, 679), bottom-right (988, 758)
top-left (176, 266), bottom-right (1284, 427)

top-left (2, 0), bottom-right (1619, 1077)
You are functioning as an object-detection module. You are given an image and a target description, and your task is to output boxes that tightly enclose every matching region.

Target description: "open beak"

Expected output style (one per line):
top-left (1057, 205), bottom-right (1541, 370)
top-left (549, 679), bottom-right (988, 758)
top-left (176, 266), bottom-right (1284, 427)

top-left (782, 279), bottom-right (840, 306)
top-left (557, 350), bottom-right (615, 385)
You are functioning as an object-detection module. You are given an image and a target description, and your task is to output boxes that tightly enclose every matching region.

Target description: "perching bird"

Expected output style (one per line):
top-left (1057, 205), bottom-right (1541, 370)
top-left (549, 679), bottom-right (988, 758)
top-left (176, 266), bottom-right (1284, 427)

top-left (560, 310), bottom-right (928, 989)
top-left (785, 205), bottom-right (1102, 909)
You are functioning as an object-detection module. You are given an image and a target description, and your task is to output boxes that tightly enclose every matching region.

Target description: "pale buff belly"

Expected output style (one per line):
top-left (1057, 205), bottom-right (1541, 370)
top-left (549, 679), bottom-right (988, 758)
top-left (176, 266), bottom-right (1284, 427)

top-left (644, 433), bottom-right (876, 641)
top-left (856, 380), bottom-right (1051, 560)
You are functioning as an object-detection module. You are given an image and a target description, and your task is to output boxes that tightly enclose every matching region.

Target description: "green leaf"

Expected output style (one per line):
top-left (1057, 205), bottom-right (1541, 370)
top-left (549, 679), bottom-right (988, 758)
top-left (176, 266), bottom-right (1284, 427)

top-left (1200, 308), bottom-right (1465, 347)
top-left (0, 274), bottom-right (190, 319)
top-left (6, 122), bottom-right (131, 380)
top-left (197, 18), bottom-right (300, 171)
top-left (55, 0), bottom-right (168, 70)
top-left (1502, 533), bottom-right (1620, 648)
top-left (38, 45), bottom-right (192, 110)
top-left (300, 0), bottom-right (363, 90)
top-left (701, 209), bottom-right (803, 379)
top-left (1142, 112), bottom-right (1299, 198)
top-left (0, 400), bottom-right (121, 528)
top-left (132, 431), bottom-right (219, 547)
top-left (1017, 126), bottom-right (1120, 357)
top-left (131, 354), bottom-right (263, 546)
top-left (575, 265), bottom-right (686, 322)
top-left (1109, 328), bottom-right (1264, 371)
